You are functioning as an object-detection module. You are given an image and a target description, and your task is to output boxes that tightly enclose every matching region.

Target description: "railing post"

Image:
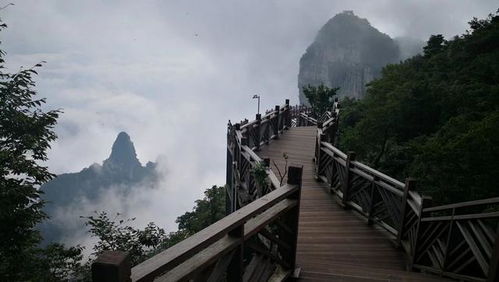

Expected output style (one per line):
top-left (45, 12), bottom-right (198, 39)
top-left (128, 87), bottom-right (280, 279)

top-left (329, 149), bottom-right (337, 194)
top-left (287, 165), bottom-right (303, 273)
top-left (314, 122), bottom-right (324, 180)
top-left (487, 227), bottom-right (499, 282)
top-left (227, 225), bottom-right (244, 282)
top-left (274, 105), bottom-right (280, 138)
top-left (410, 196), bottom-right (432, 269)
top-left (285, 99), bottom-right (291, 129)
top-left (342, 151), bottom-right (356, 208)
top-left (442, 208), bottom-right (455, 273)
top-left (226, 123), bottom-right (232, 215)
top-left (261, 157), bottom-right (271, 195)
top-left (328, 114), bottom-right (339, 145)
top-left (316, 135), bottom-right (326, 182)
top-left (226, 153), bottom-right (233, 214)
top-left (266, 117), bottom-right (271, 145)
top-left (235, 136), bottom-right (248, 210)
top-left (232, 161), bottom-right (238, 212)
top-left (255, 114), bottom-right (261, 151)
top-left (226, 122), bottom-right (238, 215)
top-left (367, 176), bottom-right (379, 225)
top-left (397, 178), bottom-right (416, 245)
top-left (332, 99), bottom-right (340, 146)
top-left (91, 251), bottom-right (131, 282)
top-left (240, 136), bottom-right (247, 171)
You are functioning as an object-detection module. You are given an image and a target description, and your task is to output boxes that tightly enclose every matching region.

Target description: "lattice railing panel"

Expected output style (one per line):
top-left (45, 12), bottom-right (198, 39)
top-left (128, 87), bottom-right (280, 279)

top-left (412, 200), bottom-right (499, 281)
top-left (348, 174), bottom-right (372, 212)
top-left (225, 102), bottom-right (499, 282)
top-left (376, 186), bottom-right (403, 229)
top-left (400, 202), bottom-right (421, 257)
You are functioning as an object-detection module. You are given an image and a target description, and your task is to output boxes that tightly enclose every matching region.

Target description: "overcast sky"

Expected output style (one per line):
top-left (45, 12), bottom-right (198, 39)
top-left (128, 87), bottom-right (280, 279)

top-left (2, 1), bottom-right (497, 244)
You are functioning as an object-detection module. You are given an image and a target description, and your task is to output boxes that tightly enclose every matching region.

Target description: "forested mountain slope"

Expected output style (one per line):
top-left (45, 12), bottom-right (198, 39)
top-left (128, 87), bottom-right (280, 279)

top-left (298, 11), bottom-right (400, 103)
top-left (40, 132), bottom-right (157, 243)
top-left (339, 11), bottom-right (499, 204)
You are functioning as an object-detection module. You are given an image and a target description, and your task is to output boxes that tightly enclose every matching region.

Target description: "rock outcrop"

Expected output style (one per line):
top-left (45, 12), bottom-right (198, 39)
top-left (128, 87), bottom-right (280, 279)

top-left (40, 132), bottom-right (157, 243)
top-left (298, 11), bottom-right (400, 103)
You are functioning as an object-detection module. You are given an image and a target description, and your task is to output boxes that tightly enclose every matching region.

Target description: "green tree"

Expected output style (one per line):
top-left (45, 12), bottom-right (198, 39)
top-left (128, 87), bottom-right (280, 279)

top-left (0, 16), bottom-right (84, 281)
top-left (36, 244), bottom-right (84, 281)
top-left (81, 186), bottom-right (226, 271)
top-left (176, 185), bottom-right (225, 234)
top-left (82, 212), bottom-right (168, 266)
top-left (0, 17), bottom-right (86, 280)
top-left (423, 34), bottom-right (445, 56)
top-left (338, 10), bottom-right (499, 204)
top-left (302, 84), bottom-right (339, 118)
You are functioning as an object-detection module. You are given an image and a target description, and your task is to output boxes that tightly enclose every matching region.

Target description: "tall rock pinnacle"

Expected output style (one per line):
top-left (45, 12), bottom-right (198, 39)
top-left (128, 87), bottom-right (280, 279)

top-left (103, 131), bottom-right (141, 169)
top-left (298, 10), bottom-right (400, 103)
top-left (40, 131), bottom-right (158, 244)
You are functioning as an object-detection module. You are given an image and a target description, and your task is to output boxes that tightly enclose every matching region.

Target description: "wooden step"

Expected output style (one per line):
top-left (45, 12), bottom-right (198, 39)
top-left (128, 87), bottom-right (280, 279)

top-left (298, 262), bottom-right (449, 281)
top-left (299, 268), bottom-right (448, 282)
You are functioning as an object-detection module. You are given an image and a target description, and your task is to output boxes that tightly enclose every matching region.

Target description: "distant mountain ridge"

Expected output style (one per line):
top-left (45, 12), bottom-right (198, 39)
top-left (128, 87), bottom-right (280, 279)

top-left (298, 11), bottom-right (422, 103)
top-left (40, 132), bottom-right (158, 243)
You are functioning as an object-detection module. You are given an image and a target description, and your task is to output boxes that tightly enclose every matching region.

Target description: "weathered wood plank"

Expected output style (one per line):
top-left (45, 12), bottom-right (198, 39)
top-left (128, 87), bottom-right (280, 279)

top-left (154, 236), bottom-right (239, 282)
top-left (131, 184), bottom-right (298, 281)
top-left (256, 126), bottom-right (450, 281)
top-left (422, 211), bottom-right (499, 222)
top-left (244, 199), bottom-right (297, 239)
top-left (424, 197), bottom-right (499, 213)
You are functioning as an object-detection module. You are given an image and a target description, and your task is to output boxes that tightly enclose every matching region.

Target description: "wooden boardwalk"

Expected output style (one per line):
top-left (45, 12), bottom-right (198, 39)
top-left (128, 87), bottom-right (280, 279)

top-left (257, 127), bottom-right (448, 281)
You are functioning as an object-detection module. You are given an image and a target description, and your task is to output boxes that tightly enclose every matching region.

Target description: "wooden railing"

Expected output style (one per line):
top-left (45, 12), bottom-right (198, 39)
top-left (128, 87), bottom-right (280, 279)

top-left (310, 109), bottom-right (499, 282)
top-left (92, 102), bottom-right (499, 282)
top-left (92, 100), bottom-right (305, 281)
top-left (92, 172), bottom-right (302, 282)
top-left (226, 100), bottom-right (290, 212)
top-left (415, 198), bottom-right (499, 281)
top-left (226, 100), bottom-right (312, 212)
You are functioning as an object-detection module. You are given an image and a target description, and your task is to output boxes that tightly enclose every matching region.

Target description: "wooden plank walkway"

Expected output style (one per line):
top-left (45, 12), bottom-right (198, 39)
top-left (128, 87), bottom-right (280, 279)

top-left (257, 127), bottom-right (448, 281)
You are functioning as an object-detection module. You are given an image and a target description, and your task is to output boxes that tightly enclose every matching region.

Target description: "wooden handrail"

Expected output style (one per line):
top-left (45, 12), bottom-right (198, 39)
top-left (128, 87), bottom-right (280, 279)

top-left (423, 197), bottom-right (499, 213)
top-left (301, 107), bottom-right (499, 282)
top-left (93, 167), bottom-right (303, 282)
top-left (94, 104), bottom-right (499, 282)
top-left (93, 99), bottom-right (308, 282)
top-left (321, 141), bottom-right (347, 160)
top-left (421, 211), bottom-right (499, 222)
top-left (350, 161), bottom-right (405, 190)
top-left (227, 100), bottom-right (306, 212)
top-left (131, 182), bottom-right (300, 281)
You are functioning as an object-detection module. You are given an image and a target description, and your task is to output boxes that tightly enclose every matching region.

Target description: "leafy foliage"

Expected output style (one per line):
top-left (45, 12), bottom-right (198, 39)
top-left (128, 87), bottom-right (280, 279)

top-left (175, 185), bottom-right (226, 235)
top-left (303, 84), bottom-right (339, 117)
top-left (0, 17), bottom-right (85, 281)
top-left (80, 185), bottom-right (226, 271)
top-left (37, 244), bottom-right (85, 281)
top-left (251, 162), bottom-right (269, 190)
top-left (339, 11), bottom-right (499, 204)
top-left (82, 212), bottom-right (167, 266)
top-left (0, 14), bottom-right (228, 280)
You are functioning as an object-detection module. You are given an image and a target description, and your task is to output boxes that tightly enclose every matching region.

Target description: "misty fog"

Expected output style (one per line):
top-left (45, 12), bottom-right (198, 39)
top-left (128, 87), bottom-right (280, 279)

top-left (2, 0), bottom-right (497, 252)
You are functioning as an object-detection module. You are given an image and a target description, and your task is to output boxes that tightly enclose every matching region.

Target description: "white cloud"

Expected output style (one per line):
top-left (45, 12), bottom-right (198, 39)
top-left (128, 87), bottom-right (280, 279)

top-left (2, 0), bottom-right (497, 249)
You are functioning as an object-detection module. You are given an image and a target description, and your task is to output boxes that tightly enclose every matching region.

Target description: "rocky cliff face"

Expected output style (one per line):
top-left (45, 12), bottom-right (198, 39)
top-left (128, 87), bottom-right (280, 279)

top-left (298, 11), bottom-right (400, 103)
top-left (40, 132), bottom-right (157, 243)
